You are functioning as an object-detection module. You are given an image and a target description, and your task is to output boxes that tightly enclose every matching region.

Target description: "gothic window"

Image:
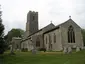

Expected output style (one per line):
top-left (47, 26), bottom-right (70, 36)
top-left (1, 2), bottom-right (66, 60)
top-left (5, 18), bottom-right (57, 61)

top-left (54, 33), bottom-right (56, 43)
top-left (49, 34), bottom-right (52, 49)
top-left (50, 44), bottom-right (52, 50)
top-left (68, 26), bottom-right (75, 43)
top-left (36, 40), bottom-right (40, 47)
top-left (46, 36), bottom-right (47, 44)
top-left (36, 37), bottom-right (40, 47)
top-left (16, 44), bottom-right (19, 49)
top-left (49, 34), bottom-right (51, 43)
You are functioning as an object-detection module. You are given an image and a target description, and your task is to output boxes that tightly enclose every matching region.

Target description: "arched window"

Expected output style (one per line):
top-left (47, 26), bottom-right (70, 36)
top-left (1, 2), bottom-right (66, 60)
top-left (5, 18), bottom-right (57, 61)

top-left (68, 26), bottom-right (75, 43)
top-left (54, 33), bottom-right (56, 43)
top-left (49, 34), bottom-right (51, 49)
top-left (46, 36), bottom-right (47, 44)
top-left (16, 44), bottom-right (19, 49)
top-left (36, 37), bottom-right (40, 47)
top-left (23, 43), bottom-right (25, 48)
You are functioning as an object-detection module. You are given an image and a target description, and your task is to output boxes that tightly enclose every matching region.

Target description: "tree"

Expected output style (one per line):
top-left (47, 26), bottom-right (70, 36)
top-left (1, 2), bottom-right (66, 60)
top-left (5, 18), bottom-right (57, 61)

top-left (5, 28), bottom-right (24, 44)
top-left (0, 6), bottom-right (6, 54)
top-left (81, 29), bottom-right (85, 46)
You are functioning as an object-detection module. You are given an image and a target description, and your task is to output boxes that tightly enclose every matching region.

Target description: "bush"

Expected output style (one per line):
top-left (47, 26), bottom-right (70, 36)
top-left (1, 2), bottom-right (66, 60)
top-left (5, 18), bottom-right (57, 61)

top-left (39, 48), bottom-right (46, 52)
top-left (0, 38), bottom-right (7, 54)
top-left (0, 49), bottom-right (4, 54)
top-left (21, 48), bottom-right (28, 52)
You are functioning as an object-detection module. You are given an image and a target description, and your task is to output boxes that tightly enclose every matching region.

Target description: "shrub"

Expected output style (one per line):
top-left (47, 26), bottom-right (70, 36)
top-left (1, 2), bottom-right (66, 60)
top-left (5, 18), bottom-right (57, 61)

top-left (21, 48), bottom-right (28, 52)
top-left (39, 48), bottom-right (46, 52)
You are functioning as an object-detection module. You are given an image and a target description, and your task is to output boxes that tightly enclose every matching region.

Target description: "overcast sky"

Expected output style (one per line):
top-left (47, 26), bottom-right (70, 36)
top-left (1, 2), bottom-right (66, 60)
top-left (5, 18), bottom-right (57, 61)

top-left (0, 0), bottom-right (85, 35)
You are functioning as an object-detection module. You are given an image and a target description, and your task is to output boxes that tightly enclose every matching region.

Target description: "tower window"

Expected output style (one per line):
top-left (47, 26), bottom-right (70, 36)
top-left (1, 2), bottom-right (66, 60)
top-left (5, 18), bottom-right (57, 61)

top-left (33, 16), bottom-right (35, 20)
top-left (68, 26), bottom-right (75, 43)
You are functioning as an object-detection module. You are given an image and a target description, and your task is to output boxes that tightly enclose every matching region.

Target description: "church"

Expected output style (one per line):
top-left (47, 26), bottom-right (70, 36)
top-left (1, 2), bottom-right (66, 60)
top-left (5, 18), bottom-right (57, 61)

top-left (21, 11), bottom-right (84, 52)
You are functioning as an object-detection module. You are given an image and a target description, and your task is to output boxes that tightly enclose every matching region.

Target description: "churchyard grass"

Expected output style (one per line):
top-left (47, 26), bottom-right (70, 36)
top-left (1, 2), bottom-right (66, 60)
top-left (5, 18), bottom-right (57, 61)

top-left (1, 50), bottom-right (85, 64)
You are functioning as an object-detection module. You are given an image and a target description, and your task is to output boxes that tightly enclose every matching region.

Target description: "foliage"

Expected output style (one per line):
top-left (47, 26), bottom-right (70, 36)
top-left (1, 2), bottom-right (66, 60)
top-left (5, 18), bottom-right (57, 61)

top-left (4, 28), bottom-right (24, 44)
top-left (81, 29), bottom-right (85, 46)
top-left (21, 48), bottom-right (28, 52)
top-left (39, 48), bottom-right (46, 52)
top-left (0, 37), bottom-right (7, 54)
top-left (0, 16), bottom-right (6, 54)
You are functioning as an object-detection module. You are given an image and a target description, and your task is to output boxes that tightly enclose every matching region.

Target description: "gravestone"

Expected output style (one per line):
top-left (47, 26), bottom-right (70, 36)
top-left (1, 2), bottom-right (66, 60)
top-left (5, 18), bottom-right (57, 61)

top-left (76, 47), bottom-right (80, 52)
top-left (32, 48), bottom-right (37, 54)
top-left (10, 45), bottom-right (12, 52)
top-left (32, 43), bottom-right (37, 54)
top-left (63, 47), bottom-right (67, 54)
top-left (10, 45), bottom-right (15, 55)
top-left (67, 47), bottom-right (72, 53)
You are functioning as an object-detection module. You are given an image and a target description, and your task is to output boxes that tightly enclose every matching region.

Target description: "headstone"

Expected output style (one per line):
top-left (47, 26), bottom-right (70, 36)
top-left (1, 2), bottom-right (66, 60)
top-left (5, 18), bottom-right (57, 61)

top-left (63, 47), bottom-right (67, 54)
top-left (10, 45), bottom-right (12, 52)
top-left (67, 47), bottom-right (72, 53)
top-left (10, 45), bottom-right (15, 55)
top-left (32, 48), bottom-right (37, 54)
top-left (76, 47), bottom-right (80, 52)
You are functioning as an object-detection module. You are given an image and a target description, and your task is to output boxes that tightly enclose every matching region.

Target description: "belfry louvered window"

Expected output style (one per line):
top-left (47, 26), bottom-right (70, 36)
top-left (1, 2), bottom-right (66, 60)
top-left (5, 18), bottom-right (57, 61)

top-left (68, 26), bottom-right (75, 43)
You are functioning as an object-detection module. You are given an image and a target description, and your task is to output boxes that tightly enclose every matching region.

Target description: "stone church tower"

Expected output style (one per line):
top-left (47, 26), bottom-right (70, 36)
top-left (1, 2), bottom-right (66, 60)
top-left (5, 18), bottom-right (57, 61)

top-left (26, 11), bottom-right (38, 36)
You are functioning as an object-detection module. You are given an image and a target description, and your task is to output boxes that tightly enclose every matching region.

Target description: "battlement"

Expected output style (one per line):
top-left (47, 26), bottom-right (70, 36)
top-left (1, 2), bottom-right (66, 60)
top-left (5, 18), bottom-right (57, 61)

top-left (28, 11), bottom-right (38, 14)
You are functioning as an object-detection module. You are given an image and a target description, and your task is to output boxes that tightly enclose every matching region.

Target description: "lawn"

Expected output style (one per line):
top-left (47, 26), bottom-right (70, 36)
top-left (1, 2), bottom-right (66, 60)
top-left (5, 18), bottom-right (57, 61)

top-left (1, 50), bottom-right (85, 64)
